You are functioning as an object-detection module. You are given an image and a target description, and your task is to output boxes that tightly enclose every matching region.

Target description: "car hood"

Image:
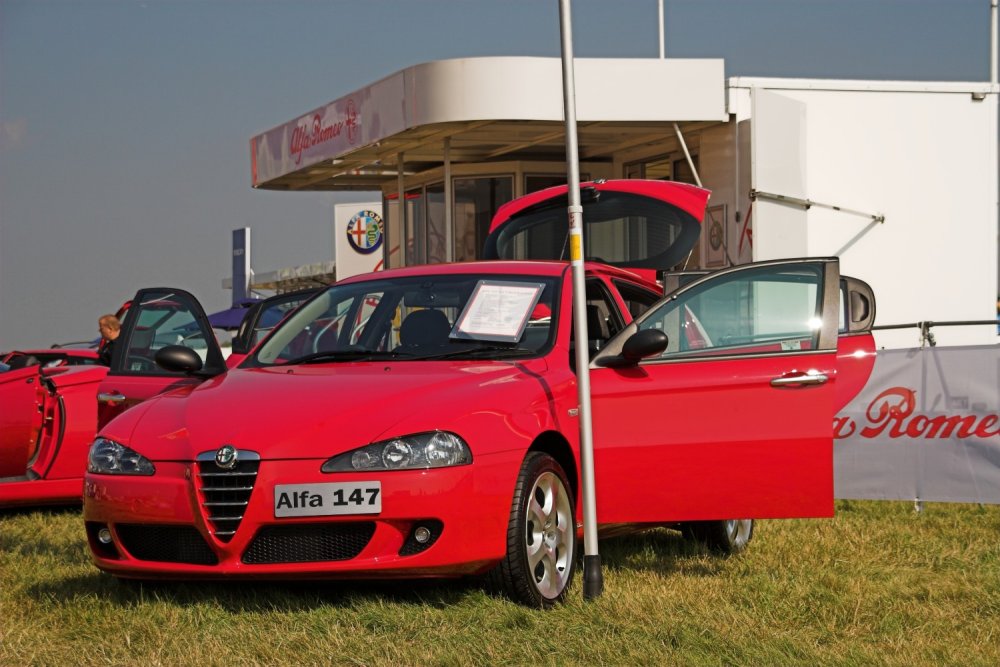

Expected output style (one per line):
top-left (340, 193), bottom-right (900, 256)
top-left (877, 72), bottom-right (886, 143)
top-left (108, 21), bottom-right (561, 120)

top-left (122, 360), bottom-right (553, 461)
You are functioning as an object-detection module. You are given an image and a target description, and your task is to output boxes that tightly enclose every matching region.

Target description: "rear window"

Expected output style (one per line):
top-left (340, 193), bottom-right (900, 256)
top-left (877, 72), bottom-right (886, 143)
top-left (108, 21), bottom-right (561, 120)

top-left (484, 190), bottom-right (700, 271)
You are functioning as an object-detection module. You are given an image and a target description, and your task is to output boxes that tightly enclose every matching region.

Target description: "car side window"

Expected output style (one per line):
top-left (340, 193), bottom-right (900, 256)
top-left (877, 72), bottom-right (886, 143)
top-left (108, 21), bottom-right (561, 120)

top-left (571, 280), bottom-right (623, 359)
top-left (637, 264), bottom-right (824, 358)
top-left (612, 280), bottom-right (662, 320)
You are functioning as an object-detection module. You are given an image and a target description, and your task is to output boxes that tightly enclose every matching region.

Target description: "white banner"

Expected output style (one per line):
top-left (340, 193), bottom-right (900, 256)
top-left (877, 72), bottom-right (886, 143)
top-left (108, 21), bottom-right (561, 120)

top-left (834, 345), bottom-right (1000, 504)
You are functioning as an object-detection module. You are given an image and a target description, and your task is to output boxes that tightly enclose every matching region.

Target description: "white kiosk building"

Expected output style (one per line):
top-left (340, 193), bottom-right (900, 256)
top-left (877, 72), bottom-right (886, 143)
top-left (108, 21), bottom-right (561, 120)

top-left (249, 56), bottom-right (998, 348)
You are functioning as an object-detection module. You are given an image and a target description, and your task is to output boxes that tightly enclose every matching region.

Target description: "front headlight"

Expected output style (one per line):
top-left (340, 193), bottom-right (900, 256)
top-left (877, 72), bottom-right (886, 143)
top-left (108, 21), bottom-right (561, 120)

top-left (322, 431), bottom-right (472, 472)
top-left (87, 437), bottom-right (155, 475)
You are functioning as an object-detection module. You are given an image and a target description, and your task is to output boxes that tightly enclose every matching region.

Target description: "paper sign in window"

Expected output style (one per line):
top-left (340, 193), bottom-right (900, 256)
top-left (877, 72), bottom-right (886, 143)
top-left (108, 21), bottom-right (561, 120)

top-left (452, 281), bottom-right (545, 343)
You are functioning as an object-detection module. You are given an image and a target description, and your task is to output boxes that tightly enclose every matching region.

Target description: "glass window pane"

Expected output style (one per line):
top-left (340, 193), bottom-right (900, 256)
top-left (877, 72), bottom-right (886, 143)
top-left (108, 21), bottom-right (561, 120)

top-left (252, 273), bottom-right (558, 365)
top-left (645, 157), bottom-right (672, 180)
top-left (384, 195), bottom-right (401, 268)
top-left (491, 190), bottom-right (698, 270)
top-left (453, 176), bottom-right (514, 262)
top-left (405, 188), bottom-right (425, 266)
top-left (525, 175), bottom-right (566, 193)
top-left (124, 291), bottom-right (211, 372)
top-left (613, 280), bottom-right (662, 320)
top-left (426, 182), bottom-right (447, 264)
top-left (638, 265), bottom-right (823, 358)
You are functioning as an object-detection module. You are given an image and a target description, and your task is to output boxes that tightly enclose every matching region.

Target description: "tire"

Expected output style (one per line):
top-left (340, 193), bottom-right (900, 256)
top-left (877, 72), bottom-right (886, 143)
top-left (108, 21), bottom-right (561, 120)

top-left (490, 452), bottom-right (576, 608)
top-left (680, 519), bottom-right (754, 554)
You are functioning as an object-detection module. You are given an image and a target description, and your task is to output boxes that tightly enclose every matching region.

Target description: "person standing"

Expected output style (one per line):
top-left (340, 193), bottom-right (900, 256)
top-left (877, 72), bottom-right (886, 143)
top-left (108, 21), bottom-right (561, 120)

top-left (97, 314), bottom-right (121, 366)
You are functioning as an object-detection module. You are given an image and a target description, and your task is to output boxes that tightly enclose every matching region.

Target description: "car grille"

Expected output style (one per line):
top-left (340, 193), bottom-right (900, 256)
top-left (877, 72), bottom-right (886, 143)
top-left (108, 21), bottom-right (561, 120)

top-left (196, 450), bottom-right (261, 542)
top-left (116, 524), bottom-right (218, 565)
top-left (242, 523), bottom-right (376, 564)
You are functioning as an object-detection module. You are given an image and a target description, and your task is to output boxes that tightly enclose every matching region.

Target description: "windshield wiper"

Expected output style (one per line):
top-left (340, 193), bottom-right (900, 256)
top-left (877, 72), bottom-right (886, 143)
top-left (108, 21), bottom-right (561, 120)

top-left (284, 349), bottom-right (412, 365)
top-left (413, 344), bottom-right (537, 361)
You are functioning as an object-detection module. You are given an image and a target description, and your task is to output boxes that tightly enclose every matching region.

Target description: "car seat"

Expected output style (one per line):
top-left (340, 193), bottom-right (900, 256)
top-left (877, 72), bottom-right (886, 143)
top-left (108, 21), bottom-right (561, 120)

top-left (399, 309), bottom-right (452, 350)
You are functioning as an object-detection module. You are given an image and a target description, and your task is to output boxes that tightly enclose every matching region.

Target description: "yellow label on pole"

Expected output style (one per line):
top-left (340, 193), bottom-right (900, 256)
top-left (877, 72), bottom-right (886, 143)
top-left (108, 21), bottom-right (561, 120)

top-left (570, 233), bottom-right (582, 261)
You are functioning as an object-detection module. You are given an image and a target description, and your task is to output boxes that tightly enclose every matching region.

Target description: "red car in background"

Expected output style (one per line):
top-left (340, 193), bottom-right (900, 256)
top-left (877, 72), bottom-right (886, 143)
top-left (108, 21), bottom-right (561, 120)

top-left (0, 291), bottom-right (313, 508)
top-left (0, 349), bottom-right (101, 497)
top-left (2, 348), bottom-right (100, 370)
top-left (82, 181), bottom-right (878, 606)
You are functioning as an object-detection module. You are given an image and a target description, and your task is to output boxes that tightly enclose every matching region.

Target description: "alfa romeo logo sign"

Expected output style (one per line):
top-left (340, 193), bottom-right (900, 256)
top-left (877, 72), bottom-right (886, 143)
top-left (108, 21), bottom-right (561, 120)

top-left (346, 209), bottom-right (384, 255)
top-left (709, 220), bottom-right (724, 251)
top-left (215, 445), bottom-right (238, 470)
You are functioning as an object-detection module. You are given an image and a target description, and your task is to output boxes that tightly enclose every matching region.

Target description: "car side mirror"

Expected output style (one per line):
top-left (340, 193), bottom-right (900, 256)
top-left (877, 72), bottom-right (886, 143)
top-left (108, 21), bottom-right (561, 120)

top-left (154, 345), bottom-right (204, 374)
top-left (620, 329), bottom-right (669, 364)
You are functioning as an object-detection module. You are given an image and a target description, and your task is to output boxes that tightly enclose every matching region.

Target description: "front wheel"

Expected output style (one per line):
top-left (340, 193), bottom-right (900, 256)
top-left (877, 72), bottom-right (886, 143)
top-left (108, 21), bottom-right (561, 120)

top-left (681, 519), bottom-right (754, 554)
top-left (490, 452), bottom-right (577, 607)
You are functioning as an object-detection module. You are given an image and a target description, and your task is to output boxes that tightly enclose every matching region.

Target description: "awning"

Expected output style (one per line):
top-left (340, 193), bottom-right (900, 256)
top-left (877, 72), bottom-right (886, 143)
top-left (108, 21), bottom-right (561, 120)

top-left (249, 57), bottom-right (727, 192)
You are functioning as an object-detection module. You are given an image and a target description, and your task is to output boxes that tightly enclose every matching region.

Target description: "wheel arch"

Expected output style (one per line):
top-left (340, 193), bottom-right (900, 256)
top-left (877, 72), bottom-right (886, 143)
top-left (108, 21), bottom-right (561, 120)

top-left (527, 430), bottom-right (578, 502)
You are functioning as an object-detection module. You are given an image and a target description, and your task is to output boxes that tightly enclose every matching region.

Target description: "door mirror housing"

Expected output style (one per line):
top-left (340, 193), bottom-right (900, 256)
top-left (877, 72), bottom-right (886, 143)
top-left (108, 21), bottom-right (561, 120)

top-left (154, 345), bottom-right (204, 374)
top-left (621, 329), bottom-right (669, 364)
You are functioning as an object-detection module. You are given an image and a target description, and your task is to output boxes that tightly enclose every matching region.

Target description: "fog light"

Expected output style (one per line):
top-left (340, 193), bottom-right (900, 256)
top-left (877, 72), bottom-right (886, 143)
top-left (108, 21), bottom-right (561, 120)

top-left (398, 519), bottom-right (443, 556)
top-left (97, 528), bottom-right (113, 545)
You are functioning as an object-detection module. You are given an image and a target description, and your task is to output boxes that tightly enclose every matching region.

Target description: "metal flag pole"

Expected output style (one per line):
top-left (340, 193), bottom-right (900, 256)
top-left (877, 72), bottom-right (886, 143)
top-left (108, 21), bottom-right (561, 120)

top-left (558, 0), bottom-right (603, 600)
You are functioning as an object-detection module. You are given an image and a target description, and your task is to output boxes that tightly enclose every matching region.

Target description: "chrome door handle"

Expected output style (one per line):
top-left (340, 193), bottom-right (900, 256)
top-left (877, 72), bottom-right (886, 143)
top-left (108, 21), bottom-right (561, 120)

top-left (97, 392), bottom-right (127, 405)
top-left (770, 371), bottom-right (828, 388)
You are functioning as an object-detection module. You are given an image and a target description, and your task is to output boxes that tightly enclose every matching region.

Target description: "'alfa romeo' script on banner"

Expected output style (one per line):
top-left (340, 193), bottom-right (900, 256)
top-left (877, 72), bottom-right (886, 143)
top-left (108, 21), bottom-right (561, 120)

top-left (833, 345), bottom-right (1000, 504)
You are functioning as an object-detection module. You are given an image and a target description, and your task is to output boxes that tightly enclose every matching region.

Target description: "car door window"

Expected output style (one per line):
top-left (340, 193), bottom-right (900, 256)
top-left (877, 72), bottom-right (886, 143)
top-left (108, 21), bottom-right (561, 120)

top-left (612, 280), bottom-right (662, 320)
top-left (572, 280), bottom-right (623, 359)
top-left (115, 290), bottom-right (220, 374)
top-left (637, 264), bottom-right (825, 358)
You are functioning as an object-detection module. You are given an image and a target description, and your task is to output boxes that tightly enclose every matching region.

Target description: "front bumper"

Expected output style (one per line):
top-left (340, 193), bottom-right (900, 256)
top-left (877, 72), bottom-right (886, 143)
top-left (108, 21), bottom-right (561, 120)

top-left (83, 452), bottom-right (520, 580)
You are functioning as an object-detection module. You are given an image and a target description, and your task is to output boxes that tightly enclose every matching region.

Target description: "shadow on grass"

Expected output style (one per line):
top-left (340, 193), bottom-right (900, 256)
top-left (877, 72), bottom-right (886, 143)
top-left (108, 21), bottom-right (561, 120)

top-left (598, 528), bottom-right (728, 578)
top-left (8, 509), bottom-right (726, 610)
top-left (22, 531), bottom-right (726, 611)
top-left (27, 570), bottom-right (490, 612)
top-left (0, 506), bottom-right (87, 561)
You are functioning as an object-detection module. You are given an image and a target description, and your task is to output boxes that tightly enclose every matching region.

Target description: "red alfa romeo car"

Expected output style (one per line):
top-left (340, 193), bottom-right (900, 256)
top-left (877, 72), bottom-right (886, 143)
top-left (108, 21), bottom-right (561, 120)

top-left (82, 181), bottom-right (877, 606)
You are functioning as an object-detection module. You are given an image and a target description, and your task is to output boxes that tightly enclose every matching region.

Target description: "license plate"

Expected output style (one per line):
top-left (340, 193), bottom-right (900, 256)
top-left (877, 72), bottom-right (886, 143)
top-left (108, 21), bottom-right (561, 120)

top-left (274, 481), bottom-right (382, 518)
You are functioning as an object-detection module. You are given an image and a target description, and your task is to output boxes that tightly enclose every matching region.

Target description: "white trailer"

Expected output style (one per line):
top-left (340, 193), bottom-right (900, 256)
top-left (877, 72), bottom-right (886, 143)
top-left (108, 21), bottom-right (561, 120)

top-left (721, 78), bottom-right (998, 348)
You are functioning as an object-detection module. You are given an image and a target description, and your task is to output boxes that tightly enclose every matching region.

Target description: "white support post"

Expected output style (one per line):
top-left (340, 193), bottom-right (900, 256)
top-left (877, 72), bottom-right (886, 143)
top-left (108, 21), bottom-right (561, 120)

top-left (559, 0), bottom-right (603, 601)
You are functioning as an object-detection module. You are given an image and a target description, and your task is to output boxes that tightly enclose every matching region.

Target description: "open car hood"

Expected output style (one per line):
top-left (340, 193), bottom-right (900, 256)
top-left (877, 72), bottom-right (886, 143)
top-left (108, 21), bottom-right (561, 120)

top-left (484, 179), bottom-right (710, 273)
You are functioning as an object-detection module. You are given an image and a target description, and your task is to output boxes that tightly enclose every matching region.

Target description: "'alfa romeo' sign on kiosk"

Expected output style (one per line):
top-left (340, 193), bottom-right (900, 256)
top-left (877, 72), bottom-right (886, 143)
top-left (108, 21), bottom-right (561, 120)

top-left (335, 203), bottom-right (384, 280)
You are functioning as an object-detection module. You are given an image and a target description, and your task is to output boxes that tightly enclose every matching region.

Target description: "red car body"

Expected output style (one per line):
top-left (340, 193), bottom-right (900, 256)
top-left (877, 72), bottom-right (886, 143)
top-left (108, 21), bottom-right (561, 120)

top-left (0, 351), bottom-right (106, 505)
top-left (82, 180), bottom-right (878, 606)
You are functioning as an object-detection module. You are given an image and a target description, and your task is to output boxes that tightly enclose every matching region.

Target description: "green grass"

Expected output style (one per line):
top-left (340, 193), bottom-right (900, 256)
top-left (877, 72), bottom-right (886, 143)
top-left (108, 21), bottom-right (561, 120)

top-left (1, 501), bottom-right (998, 666)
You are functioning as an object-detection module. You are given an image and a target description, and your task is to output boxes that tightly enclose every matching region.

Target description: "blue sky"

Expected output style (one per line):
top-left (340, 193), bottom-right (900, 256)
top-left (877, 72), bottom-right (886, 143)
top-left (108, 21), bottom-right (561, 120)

top-left (0, 0), bottom-right (992, 348)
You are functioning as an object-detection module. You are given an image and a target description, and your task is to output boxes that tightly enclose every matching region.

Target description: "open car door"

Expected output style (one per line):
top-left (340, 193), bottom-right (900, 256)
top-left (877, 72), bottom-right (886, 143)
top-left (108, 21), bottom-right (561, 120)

top-left (96, 287), bottom-right (225, 430)
top-left (589, 258), bottom-right (874, 523)
top-left (0, 367), bottom-right (46, 478)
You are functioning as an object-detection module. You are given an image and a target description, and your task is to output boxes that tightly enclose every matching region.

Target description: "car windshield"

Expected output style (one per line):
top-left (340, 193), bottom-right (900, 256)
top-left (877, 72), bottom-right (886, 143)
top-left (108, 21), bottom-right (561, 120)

top-left (247, 273), bottom-right (560, 366)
